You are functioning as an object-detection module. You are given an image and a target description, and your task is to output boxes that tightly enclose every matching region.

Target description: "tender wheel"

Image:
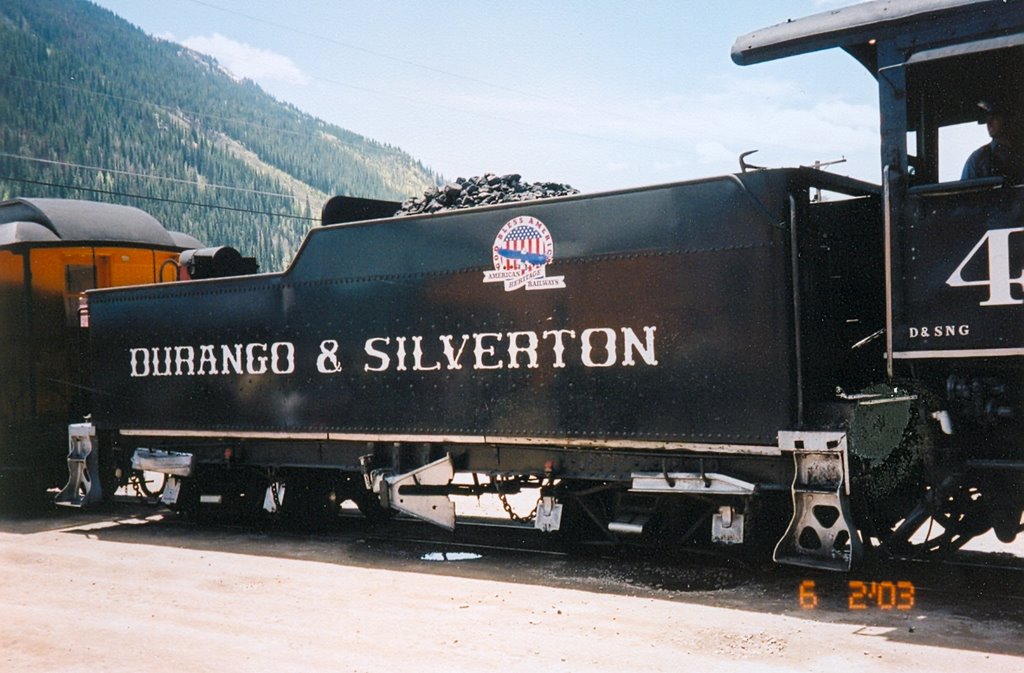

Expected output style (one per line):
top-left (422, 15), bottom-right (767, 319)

top-left (348, 488), bottom-right (392, 525)
top-left (277, 471), bottom-right (339, 530)
top-left (554, 480), bottom-right (617, 553)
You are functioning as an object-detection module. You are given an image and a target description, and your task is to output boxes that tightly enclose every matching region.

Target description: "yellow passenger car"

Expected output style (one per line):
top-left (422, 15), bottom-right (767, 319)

top-left (0, 198), bottom-right (201, 507)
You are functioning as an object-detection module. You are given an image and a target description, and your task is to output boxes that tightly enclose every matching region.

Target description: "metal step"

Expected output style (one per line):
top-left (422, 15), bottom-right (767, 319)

top-left (55, 423), bottom-right (101, 508)
top-left (773, 431), bottom-right (862, 571)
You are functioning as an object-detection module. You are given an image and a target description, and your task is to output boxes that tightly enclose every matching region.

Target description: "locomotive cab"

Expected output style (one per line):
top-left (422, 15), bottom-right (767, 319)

top-left (735, 0), bottom-right (1024, 553)
top-left (886, 29), bottom-right (1024, 546)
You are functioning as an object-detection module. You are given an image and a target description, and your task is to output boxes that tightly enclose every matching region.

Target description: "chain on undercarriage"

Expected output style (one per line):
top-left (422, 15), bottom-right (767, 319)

top-left (495, 476), bottom-right (549, 523)
top-left (270, 478), bottom-right (283, 511)
top-left (129, 471), bottom-right (144, 498)
top-left (128, 470), bottom-right (166, 499)
top-left (497, 491), bottom-right (542, 522)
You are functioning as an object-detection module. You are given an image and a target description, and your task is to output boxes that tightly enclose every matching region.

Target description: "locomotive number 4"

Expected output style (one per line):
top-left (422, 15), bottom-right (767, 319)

top-left (945, 227), bottom-right (1024, 306)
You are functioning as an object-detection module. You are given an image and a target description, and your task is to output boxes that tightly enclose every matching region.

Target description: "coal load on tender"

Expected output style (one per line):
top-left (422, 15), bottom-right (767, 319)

top-left (395, 173), bottom-right (579, 215)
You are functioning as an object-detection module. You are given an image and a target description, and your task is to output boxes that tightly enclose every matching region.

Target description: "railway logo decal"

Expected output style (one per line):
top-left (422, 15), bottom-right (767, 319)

top-left (483, 216), bottom-right (565, 291)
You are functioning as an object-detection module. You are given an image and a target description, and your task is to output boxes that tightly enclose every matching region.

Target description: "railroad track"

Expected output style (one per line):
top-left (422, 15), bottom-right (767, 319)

top-left (63, 496), bottom-right (1024, 611)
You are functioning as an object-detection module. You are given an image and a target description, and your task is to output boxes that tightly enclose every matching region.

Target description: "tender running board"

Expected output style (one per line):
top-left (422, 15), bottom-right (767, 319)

top-left (131, 448), bottom-right (194, 476)
top-left (631, 471), bottom-right (756, 494)
top-left (773, 431), bottom-right (862, 571)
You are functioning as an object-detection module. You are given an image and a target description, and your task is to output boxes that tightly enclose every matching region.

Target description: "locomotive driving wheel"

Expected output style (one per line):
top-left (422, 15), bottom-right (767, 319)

top-left (887, 479), bottom-right (993, 557)
top-left (845, 382), bottom-right (995, 559)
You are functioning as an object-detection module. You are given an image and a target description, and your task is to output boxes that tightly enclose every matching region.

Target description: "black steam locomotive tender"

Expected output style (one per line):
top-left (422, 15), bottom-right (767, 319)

top-left (59, 0), bottom-right (1023, 571)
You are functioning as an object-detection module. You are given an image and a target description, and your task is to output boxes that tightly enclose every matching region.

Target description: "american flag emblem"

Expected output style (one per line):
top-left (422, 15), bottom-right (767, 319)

top-left (500, 225), bottom-right (546, 269)
top-left (483, 215), bottom-right (566, 292)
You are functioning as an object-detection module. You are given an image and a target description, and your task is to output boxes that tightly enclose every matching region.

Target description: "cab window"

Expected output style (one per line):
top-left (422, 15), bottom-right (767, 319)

top-left (904, 43), bottom-right (1023, 187)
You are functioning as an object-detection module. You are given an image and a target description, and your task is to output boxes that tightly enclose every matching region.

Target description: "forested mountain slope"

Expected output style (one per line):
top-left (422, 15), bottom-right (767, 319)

top-left (0, 0), bottom-right (441, 270)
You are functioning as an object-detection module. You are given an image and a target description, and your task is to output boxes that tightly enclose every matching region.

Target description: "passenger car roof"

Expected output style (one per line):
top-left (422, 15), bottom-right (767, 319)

top-left (0, 197), bottom-right (186, 247)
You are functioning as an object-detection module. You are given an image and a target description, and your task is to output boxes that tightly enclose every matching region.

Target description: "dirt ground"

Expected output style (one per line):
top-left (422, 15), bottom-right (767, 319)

top-left (1, 502), bottom-right (1022, 673)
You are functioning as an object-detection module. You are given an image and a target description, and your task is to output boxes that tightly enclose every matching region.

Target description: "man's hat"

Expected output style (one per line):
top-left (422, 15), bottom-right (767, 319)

top-left (977, 99), bottom-right (1000, 123)
top-left (977, 98), bottom-right (1021, 124)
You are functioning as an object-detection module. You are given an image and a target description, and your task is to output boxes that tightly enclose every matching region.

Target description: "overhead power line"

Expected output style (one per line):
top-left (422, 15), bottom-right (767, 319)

top-left (183, 0), bottom-right (556, 104)
top-left (0, 151), bottom-right (312, 201)
top-left (0, 73), bottom-right (356, 146)
top-left (7, 68), bottom-right (677, 160)
top-left (0, 175), bottom-right (320, 222)
top-left (183, 0), bottom-right (652, 132)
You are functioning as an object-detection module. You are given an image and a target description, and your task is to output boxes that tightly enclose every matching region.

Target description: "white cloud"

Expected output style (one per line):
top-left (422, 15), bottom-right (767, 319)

top-left (603, 161), bottom-right (632, 173)
top-left (479, 76), bottom-right (874, 182)
top-left (346, 67), bottom-right (881, 190)
top-left (646, 80), bottom-right (873, 174)
top-left (442, 73), bottom-right (875, 166)
top-left (182, 33), bottom-right (310, 86)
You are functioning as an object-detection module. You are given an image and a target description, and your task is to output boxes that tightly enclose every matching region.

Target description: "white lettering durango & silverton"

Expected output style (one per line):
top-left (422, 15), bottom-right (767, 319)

top-left (125, 325), bottom-right (659, 378)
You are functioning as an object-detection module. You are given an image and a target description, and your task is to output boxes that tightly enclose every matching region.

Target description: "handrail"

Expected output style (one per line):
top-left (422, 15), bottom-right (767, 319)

top-left (883, 165), bottom-right (895, 380)
top-left (908, 176), bottom-right (1004, 196)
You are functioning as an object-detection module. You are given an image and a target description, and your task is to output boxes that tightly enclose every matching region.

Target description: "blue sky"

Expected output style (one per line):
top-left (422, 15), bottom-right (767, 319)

top-left (89, 0), bottom-right (985, 193)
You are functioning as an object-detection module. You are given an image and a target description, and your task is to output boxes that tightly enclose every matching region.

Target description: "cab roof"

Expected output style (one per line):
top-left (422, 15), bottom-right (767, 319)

top-left (731, 0), bottom-right (1020, 73)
